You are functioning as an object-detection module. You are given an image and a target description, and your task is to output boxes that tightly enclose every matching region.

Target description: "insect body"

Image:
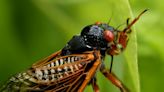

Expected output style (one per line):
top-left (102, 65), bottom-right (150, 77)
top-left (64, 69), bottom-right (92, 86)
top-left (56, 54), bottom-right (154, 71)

top-left (0, 10), bottom-right (147, 92)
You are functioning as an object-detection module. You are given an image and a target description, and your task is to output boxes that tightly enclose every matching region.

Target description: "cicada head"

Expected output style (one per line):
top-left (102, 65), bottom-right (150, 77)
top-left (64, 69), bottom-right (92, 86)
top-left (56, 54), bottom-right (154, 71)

top-left (81, 22), bottom-right (115, 49)
top-left (80, 9), bottom-right (148, 56)
top-left (80, 22), bottom-right (119, 55)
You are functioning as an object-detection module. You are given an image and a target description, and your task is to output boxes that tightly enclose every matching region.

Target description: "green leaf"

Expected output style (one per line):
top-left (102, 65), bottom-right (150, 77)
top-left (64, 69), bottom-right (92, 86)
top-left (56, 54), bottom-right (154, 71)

top-left (122, 2), bottom-right (141, 92)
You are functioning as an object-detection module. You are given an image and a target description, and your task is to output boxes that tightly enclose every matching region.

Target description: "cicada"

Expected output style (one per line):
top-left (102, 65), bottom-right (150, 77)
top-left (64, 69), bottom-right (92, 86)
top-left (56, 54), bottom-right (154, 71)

top-left (0, 10), bottom-right (147, 92)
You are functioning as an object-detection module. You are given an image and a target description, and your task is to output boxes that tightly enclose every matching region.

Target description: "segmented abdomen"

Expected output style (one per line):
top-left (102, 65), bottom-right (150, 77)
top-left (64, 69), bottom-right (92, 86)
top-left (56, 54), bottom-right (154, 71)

top-left (1, 53), bottom-right (94, 92)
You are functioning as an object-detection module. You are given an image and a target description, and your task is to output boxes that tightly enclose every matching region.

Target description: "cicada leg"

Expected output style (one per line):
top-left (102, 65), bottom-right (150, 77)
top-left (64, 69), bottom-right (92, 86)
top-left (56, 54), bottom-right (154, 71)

top-left (126, 18), bottom-right (132, 33)
top-left (78, 51), bottom-right (101, 92)
top-left (100, 65), bottom-right (129, 92)
top-left (91, 77), bottom-right (99, 92)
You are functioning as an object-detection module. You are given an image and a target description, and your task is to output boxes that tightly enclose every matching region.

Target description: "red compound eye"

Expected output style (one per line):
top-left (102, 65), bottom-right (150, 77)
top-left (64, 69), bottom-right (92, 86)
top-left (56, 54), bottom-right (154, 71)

top-left (103, 30), bottom-right (114, 42)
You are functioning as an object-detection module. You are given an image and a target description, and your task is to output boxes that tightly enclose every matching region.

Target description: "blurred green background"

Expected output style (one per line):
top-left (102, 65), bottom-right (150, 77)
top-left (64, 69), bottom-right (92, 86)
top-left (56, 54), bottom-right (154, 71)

top-left (0, 0), bottom-right (163, 92)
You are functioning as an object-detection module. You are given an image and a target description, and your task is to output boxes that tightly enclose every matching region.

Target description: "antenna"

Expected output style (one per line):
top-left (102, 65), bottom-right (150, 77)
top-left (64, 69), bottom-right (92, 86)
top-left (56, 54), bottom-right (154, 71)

top-left (107, 10), bottom-right (114, 25)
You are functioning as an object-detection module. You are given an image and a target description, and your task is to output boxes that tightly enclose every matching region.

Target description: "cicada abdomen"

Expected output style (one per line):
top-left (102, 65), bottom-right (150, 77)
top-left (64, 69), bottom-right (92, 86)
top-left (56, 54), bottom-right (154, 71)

top-left (1, 50), bottom-right (101, 92)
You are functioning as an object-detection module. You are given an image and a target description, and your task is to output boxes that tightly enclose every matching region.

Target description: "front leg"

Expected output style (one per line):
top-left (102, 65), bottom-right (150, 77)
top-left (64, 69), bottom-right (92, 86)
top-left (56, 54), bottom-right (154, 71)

top-left (126, 18), bottom-right (132, 33)
top-left (100, 65), bottom-right (129, 92)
